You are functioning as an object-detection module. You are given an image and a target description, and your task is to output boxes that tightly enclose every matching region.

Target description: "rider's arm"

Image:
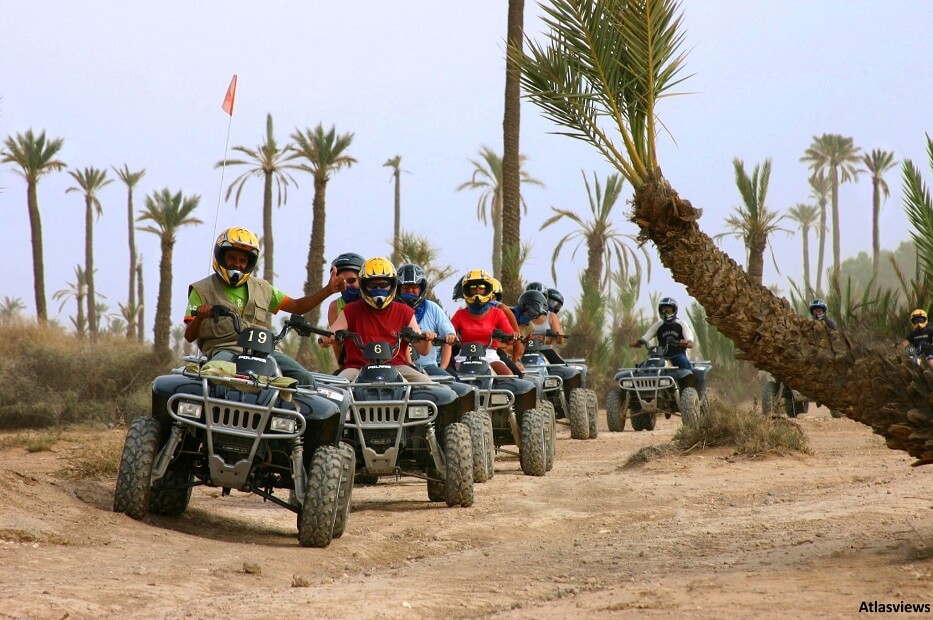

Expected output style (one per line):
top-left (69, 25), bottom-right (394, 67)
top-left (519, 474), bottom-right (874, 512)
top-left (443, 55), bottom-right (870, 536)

top-left (183, 289), bottom-right (207, 343)
top-left (279, 268), bottom-right (345, 315)
top-left (409, 316), bottom-right (434, 356)
top-left (632, 320), bottom-right (661, 347)
top-left (439, 343), bottom-right (453, 368)
top-left (679, 319), bottom-right (695, 349)
top-left (320, 310), bottom-right (349, 347)
top-left (547, 312), bottom-right (564, 345)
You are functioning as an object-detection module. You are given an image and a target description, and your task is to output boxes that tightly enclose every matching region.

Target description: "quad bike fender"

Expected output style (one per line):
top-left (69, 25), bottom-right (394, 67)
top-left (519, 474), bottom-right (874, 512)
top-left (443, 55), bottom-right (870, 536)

top-left (493, 377), bottom-right (537, 414)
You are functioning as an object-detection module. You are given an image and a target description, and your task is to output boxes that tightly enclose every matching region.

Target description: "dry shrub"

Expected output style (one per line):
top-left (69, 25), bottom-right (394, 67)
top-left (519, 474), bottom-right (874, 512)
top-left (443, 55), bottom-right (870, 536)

top-left (0, 323), bottom-right (168, 428)
top-left (59, 429), bottom-right (126, 479)
top-left (0, 430), bottom-right (62, 452)
top-left (622, 443), bottom-right (677, 468)
top-left (674, 397), bottom-right (810, 457)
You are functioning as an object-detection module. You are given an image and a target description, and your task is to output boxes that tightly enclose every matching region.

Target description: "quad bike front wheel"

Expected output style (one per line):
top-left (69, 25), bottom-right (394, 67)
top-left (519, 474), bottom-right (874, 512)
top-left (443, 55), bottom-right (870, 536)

top-left (519, 409), bottom-right (548, 477)
top-left (680, 387), bottom-right (701, 427)
top-left (568, 388), bottom-right (590, 440)
top-left (605, 389), bottom-right (626, 432)
top-left (443, 422), bottom-right (474, 507)
top-left (148, 468), bottom-right (192, 517)
top-left (298, 445), bottom-right (343, 548)
top-left (462, 411), bottom-right (494, 483)
top-left (585, 389), bottom-right (599, 438)
top-left (536, 400), bottom-right (557, 472)
top-left (333, 442), bottom-right (356, 539)
top-left (113, 417), bottom-right (161, 520)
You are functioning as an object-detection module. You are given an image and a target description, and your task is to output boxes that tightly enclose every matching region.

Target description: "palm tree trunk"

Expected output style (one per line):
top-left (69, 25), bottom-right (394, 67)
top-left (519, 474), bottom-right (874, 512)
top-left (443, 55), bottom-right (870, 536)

top-left (153, 237), bottom-right (174, 355)
top-left (585, 240), bottom-right (603, 289)
top-left (491, 199), bottom-right (503, 278)
top-left (816, 199), bottom-right (827, 293)
top-left (263, 171), bottom-right (275, 284)
top-left (831, 169), bottom-right (841, 289)
top-left (802, 226), bottom-right (811, 294)
top-left (127, 191), bottom-right (137, 340)
top-left (871, 177), bottom-right (881, 277)
top-left (85, 197), bottom-right (98, 338)
top-left (136, 259), bottom-right (145, 343)
top-left (746, 236), bottom-right (765, 287)
top-left (500, 0), bottom-right (524, 302)
top-left (76, 281), bottom-right (87, 338)
top-left (303, 175), bottom-right (328, 328)
top-left (632, 176), bottom-right (933, 465)
top-left (26, 182), bottom-right (48, 324)
top-left (392, 170), bottom-right (401, 264)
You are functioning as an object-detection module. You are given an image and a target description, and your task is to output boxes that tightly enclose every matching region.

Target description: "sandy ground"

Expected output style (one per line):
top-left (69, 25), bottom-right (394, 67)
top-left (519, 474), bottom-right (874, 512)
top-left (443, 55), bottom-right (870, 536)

top-left (0, 406), bottom-right (931, 619)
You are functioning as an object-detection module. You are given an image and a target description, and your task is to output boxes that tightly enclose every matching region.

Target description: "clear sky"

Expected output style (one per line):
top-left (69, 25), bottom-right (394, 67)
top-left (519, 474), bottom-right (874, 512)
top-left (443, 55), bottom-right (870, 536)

top-left (2, 1), bottom-right (931, 336)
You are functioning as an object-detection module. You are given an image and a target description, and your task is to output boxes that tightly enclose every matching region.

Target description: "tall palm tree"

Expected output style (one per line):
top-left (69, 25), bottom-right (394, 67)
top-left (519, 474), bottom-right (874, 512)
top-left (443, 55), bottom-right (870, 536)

top-left (502, 0), bottom-right (527, 302)
top-left (517, 0), bottom-right (933, 464)
top-left (66, 166), bottom-right (112, 338)
top-left (217, 114), bottom-right (300, 284)
top-left (0, 296), bottom-right (26, 323)
top-left (136, 256), bottom-right (145, 343)
top-left (786, 203), bottom-right (821, 295)
top-left (383, 155), bottom-right (405, 264)
top-left (807, 172), bottom-right (831, 293)
top-left (113, 164), bottom-right (146, 339)
top-left (540, 171), bottom-right (647, 289)
top-left (53, 264), bottom-right (89, 337)
top-left (288, 124), bottom-right (356, 330)
top-left (137, 189), bottom-right (202, 355)
top-left (1, 129), bottom-right (66, 323)
top-left (801, 134), bottom-right (862, 287)
top-left (456, 146), bottom-right (543, 279)
top-left (861, 148), bottom-right (898, 276)
top-left (716, 158), bottom-right (787, 287)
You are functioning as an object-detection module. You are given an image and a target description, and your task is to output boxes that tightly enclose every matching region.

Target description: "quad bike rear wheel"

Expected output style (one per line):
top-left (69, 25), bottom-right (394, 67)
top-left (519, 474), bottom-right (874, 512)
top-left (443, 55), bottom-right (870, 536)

top-left (113, 417), bottom-right (161, 520)
top-left (298, 445), bottom-right (343, 548)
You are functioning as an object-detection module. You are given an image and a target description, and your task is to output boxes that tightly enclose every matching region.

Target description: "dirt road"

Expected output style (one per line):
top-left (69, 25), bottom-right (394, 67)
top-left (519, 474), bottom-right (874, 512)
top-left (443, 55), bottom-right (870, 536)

top-left (1, 407), bottom-right (931, 619)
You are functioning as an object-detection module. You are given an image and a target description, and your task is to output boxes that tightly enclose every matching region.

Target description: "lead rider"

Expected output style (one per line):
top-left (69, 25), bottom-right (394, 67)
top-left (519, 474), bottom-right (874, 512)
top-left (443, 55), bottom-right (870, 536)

top-left (630, 296), bottom-right (695, 372)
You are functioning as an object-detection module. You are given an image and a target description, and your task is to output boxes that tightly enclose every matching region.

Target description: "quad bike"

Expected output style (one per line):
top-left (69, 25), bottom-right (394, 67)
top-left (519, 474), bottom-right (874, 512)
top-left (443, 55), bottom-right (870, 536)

top-left (520, 335), bottom-right (598, 440)
top-left (317, 327), bottom-right (476, 507)
top-left (761, 376), bottom-right (810, 418)
top-left (454, 330), bottom-right (554, 477)
top-left (605, 337), bottom-right (711, 432)
top-left (114, 307), bottom-right (353, 548)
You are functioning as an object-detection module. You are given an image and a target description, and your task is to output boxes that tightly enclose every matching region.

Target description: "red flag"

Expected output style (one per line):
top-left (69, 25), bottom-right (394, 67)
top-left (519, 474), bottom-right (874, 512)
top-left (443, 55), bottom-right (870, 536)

top-left (221, 74), bottom-right (237, 116)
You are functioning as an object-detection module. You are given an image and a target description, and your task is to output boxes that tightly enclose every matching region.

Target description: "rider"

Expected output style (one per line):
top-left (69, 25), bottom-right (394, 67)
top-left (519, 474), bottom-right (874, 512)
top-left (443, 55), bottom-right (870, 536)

top-left (808, 299), bottom-right (837, 329)
top-left (324, 252), bottom-right (365, 367)
top-left (451, 269), bottom-right (522, 376)
top-left (396, 263), bottom-right (457, 376)
top-left (901, 308), bottom-right (933, 369)
top-left (184, 226), bottom-right (344, 386)
top-left (489, 276), bottom-right (523, 375)
top-left (526, 284), bottom-right (567, 364)
top-left (321, 257), bottom-right (434, 382)
top-left (631, 296), bottom-right (695, 372)
top-left (514, 290), bottom-right (550, 340)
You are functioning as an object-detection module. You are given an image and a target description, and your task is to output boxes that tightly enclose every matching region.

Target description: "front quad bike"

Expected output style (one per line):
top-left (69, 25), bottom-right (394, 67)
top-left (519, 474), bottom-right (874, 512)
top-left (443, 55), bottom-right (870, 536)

top-left (114, 308), bottom-right (353, 548)
top-left (520, 336), bottom-right (598, 441)
top-left (604, 339), bottom-right (711, 432)
top-left (761, 376), bottom-right (809, 418)
top-left (319, 328), bottom-right (475, 508)
top-left (456, 330), bottom-right (553, 476)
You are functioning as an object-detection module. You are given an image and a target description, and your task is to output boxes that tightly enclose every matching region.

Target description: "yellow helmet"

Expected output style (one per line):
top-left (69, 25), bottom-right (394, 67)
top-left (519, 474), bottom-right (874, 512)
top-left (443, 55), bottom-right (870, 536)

top-left (461, 269), bottom-right (496, 307)
top-left (212, 227), bottom-right (260, 287)
top-left (910, 308), bottom-right (928, 329)
top-left (489, 277), bottom-right (503, 302)
top-left (359, 257), bottom-right (398, 309)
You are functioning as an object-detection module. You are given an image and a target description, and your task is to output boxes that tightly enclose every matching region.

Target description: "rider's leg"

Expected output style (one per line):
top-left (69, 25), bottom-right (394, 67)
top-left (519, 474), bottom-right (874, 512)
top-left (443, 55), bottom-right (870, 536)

top-left (495, 349), bottom-right (523, 377)
top-left (271, 351), bottom-right (316, 386)
top-left (666, 353), bottom-right (693, 371)
top-left (490, 360), bottom-right (514, 376)
top-left (338, 367), bottom-right (361, 381)
top-left (397, 365), bottom-right (432, 383)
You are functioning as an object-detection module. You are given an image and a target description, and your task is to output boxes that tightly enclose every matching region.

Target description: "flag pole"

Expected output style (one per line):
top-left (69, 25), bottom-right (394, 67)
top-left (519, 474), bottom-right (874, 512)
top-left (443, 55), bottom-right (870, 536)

top-left (212, 74), bottom-right (238, 269)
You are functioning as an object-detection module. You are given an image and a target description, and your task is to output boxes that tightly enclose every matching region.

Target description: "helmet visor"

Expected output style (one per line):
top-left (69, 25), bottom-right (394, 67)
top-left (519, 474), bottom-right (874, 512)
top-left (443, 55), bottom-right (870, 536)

top-left (912, 316), bottom-right (926, 325)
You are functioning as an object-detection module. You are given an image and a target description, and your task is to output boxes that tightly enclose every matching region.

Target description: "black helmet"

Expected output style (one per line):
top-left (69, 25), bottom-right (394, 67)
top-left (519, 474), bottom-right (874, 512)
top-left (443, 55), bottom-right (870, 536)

top-left (517, 290), bottom-right (549, 319)
top-left (525, 281), bottom-right (547, 294)
top-left (546, 288), bottom-right (564, 314)
top-left (658, 297), bottom-right (678, 322)
top-left (331, 252), bottom-right (365, 274)
top-left (808, 298), bottom-right (828, 320)
top-left (397, 263), bottom-right (428, 308)
top-left (452, 276), bottom-right (465, 301)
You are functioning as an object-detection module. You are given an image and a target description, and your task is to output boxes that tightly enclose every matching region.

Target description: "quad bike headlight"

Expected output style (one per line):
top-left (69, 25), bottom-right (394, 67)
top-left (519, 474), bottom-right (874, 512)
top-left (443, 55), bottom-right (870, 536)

top-left (407, 406), bottom-right (430, 420)
top-left (620, 380), bottom-right (634, 389)
top-left (270, 416), bottom-right (297, 433)
top-left (176, 401), bottom-right (203, 419)
top-left (544, 377), bottom-right (560, 389)
top-left (489, 393), bottom-right (510, 405)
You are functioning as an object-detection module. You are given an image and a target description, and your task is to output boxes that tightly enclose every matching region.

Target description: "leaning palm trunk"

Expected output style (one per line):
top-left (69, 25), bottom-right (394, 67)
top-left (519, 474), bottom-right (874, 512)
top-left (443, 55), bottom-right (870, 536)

top-left (633, 176), bottom-right (933, 464)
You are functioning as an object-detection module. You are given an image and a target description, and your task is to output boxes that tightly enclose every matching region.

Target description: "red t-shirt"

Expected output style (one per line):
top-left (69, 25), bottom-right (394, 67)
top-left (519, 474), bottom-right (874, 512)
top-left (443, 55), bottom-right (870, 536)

top-left (451, 307), bottom-right (513, 349)
top-left (341, 300), bottom-right (415, 368)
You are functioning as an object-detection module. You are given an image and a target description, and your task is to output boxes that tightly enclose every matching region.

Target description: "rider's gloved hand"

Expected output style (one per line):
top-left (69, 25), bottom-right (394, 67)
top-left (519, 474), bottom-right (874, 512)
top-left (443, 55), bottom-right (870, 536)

top-left (197, 304), bottom-right (214, 319)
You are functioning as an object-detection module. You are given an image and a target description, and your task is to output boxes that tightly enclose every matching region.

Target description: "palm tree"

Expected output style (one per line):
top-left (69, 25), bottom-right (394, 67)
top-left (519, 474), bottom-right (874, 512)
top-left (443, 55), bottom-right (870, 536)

top-left (217, 114), bottom-right (300, 284)
top-left (136, 256), bottom-right (145, 343)
top-left (137, 189), bottom-right (202, 355)
top-left (786, 203), bottom-right (821, 294)
top-left (801, 134), bottom-right (862, 287)
top-left (456, 146), bottom-right (543, 280)
top-left (288, 124), bottom-right (356, 331)
top-left (383, 155), bottom-right (405, 264)
top-left (502, 0), bottom-right (527, 302)
top-left (113, 164), bottom-right (146, 339)
top-left (517, 0), bottom-right (933, 464)
top-left (716, 158), bottom-right (787, 287)
top-left (861, 148), bottom-right (898, 276)
top-left (808, 172), bottom-right (831, 293)
top-left (1, 129), bottom-right (66, 323)
top-left (52, 264), bottom-right (88, 337)
top-left (902, 135), bottom-right (933, 288)
top-left (0, 296), bottom-right (26, 323)
top-left (540, 171), bottom-right (647, 289)
top-left (67, 166), bottom-right (112, 338)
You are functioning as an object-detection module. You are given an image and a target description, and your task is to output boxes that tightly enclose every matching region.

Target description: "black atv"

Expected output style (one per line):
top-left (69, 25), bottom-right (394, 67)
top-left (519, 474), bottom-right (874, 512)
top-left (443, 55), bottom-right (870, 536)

top-left (761, 376), bottom-right (809, 418)
top-left (317, 327), bottom-right (476, 507)
top-left (455, 330), bottom-right (554, 476)
top-left (520, 335), bottom-right (597, 440)
top-left (605, 337), bottom-right (711, 432)
top-left (113, 307), bottom-right (353, 548)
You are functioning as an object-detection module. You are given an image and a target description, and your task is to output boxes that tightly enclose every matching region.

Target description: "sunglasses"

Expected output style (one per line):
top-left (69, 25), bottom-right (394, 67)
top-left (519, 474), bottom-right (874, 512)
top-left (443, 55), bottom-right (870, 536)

top-left (365, 280), bottom-right (392, 290)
